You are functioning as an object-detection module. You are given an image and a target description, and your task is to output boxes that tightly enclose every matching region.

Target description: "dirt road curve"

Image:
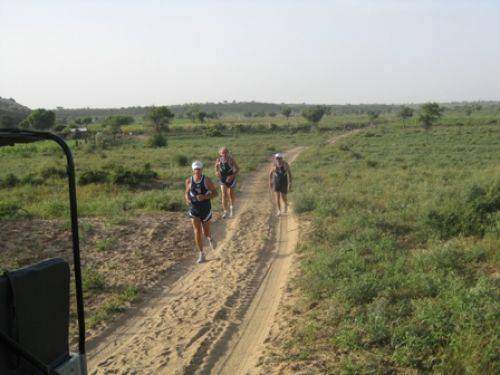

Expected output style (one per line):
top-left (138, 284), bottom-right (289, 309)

top-left (88, 147), bottom-right (304, 374)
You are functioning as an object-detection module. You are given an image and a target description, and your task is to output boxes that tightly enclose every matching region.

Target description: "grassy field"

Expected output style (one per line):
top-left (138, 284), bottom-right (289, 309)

top-left (0, 129), bottom-right (339, 221)
top-left (289, 119), bottom-right (499, 372)
top-left (0, 123), bottom-right (344, 340)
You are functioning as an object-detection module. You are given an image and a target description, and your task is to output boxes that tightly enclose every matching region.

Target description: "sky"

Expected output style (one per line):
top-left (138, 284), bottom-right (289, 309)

top-left (1, 0), bottom-right (499, 108)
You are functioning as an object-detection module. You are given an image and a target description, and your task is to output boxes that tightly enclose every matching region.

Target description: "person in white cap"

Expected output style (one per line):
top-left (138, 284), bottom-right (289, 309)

top-left (185, 160), bottom-right (218, 263)
top-left (215, 146), bottom-right (239, 218)
top-left (269, 152), bottom-right (292, 216)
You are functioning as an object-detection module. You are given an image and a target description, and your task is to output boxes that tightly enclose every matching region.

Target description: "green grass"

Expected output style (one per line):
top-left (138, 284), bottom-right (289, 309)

top-left (0, 130), bottom-right (338, 220)
top-left (290, 120), bottom-right (500, 373)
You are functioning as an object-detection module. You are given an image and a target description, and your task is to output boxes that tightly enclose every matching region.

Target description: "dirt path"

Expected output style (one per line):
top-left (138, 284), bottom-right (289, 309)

top-left (88, 147), bottom-right (304, 374)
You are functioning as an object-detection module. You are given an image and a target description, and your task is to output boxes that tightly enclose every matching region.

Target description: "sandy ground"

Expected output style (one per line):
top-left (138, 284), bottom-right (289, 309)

top-left (0, 212), bottom-right (196, 342)
top-left (87, 147), bottom-right (304, 374)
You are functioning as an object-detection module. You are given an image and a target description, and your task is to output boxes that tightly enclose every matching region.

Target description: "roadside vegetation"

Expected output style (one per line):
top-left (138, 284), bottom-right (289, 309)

top-left (0, 112), bottom-right (347, 340)
top-left (289, 117), bottom-right (499, 372)
top-left (2, 101), bottom-right (499, 357)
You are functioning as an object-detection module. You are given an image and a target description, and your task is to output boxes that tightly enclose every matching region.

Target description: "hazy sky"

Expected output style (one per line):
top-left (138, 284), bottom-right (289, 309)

top-left (1, 0), bottom-right (499, 108)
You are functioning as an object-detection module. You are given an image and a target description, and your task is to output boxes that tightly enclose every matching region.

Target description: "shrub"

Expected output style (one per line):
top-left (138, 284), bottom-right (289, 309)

top-left (205, 123), bottom-right (226, 137)
top-left (294, 190), bottom-right (317, 213)
top-left (0, 173), bottom-right (20, 188)
top-left (40, 166), bottom-right (66, 179)
top-left (112, 164), bottom-right (158, 187)
top-left (21, 173), bottom-right (44, 186)
top-left (79, 170), bottom-right (110, 185)
top-left (268, 123), bottom-right (278, 132)
top-left (95, 132), bottom-right (115, 149)
top-left (82, 268), bottom-right (106, 291)
top-left (174, 154), bottom-right (189, 167)
top-left (0, 203), bottom-right (24, 218)
top-left (147, 133), bottom-right (167, 148)
top-left (426, 181), bottom-right (500, 239)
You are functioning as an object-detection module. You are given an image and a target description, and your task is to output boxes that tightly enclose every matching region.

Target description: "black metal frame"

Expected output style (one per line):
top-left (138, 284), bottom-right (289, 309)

top-left (0, 128), bottom-right (86, 373)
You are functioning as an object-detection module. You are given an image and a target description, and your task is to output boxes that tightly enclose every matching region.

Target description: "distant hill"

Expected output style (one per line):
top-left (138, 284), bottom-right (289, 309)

top-left (0, 97), bottom-right (31, 127)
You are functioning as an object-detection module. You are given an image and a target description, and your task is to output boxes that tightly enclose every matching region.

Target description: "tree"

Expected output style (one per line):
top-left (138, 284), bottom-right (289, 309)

top-left (464, 104), bottom-right (482, 116)
top-left (147, 106), bottom-right (174, 133)
top-left (75, 116), bottom-right (93, 125)
top-left (418, 102), bottom-right (443, 130)
top-left (206, 111), bottom-right (220, 120)
top-left (0, 115), bottom-right (15, 128)
top-left (368, 111), bottom-right (380, 125)
top-left (302, 106), bottom-right (326, 126)
top-left (19, 109), bottom-right (56, 130)
top-left (281, 107), bottom-right (292, 121)
top-left (398, 106), bottom-right (414, 127)
top-left (196, 110), bottom-right (207, 124)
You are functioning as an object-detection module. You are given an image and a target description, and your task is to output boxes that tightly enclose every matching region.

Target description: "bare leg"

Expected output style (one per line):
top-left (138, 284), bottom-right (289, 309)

top-left (229, 187), bottom-right (236, 206)
top-left (202, 221), bottom-right (215, 251)
top-left (282, 193), bottom-right (288, 212)
top-left (275, 192), bottom-right (281, 213)
top-left (202, 220), bottom-right (211, 239)
top-left (191, 218), bottom-right (203, 252)
top-left (229, 187), bottom-right (235, 217)
top-left (221, 185), bottom-right (229, 213)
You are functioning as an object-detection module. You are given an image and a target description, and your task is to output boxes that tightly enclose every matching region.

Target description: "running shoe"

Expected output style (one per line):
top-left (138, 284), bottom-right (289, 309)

top-left (222, 211), bottom-right (227, 219)
top-left (197, 252), bottom-right (206, 264)
top-left (229, 205), bottom-right (234, 218)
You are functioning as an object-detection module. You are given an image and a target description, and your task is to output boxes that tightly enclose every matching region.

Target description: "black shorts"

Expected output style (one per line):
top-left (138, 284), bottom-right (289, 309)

top-left (273, 182), bottom-right (288, 194)
top-left (219, 175), bottom-right (236, 188)
top-left (188, 204), bottom-right (212, 222)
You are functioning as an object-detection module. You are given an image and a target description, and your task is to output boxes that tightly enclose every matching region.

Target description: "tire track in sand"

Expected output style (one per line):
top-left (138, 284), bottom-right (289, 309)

top-left (88, 131), bottom-right (357, 374)
top-left (87, 148), bottom-right (302, 374)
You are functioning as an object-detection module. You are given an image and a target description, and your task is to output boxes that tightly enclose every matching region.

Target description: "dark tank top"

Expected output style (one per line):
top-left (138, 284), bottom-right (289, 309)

top-left (274, 165), bottom-right (287, 186)
top-left (218, 157), bottom-right (234, 177)
top-left (189, 175), bottom-right (210, 208)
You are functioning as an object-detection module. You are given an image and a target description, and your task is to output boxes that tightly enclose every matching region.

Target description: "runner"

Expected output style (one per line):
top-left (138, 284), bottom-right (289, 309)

top-left (215, 146), bottom-right (239, 218)
top-left (269, 152), bottom-right (292, 216)
top-left (185, 161), bottom-right (218, 263)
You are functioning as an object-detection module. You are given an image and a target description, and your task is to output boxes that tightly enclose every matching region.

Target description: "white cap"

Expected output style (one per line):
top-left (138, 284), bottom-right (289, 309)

top-left (275, 153), bottom-right (284, 159)
top-left (191, 160), bottom-right (203, 170)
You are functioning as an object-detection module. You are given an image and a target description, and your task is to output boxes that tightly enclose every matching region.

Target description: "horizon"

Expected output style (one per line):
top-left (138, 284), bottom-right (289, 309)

top-left (2, 0), bottom-right (500, 108)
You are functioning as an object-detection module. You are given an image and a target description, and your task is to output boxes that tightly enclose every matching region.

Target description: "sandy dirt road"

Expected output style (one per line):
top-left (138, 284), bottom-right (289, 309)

top-left (88, 147), bottom-right (304, 374)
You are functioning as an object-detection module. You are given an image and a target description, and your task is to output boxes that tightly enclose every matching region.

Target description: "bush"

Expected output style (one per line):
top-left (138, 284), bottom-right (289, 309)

top-left (147, 133), bottom-right (167, 148)
top-left (294, 190), bottom-right (317, 213)
top-left (40, 166), bottom-right (66, 179)
top-left (174, 154), bottom-right (189, 167)
top-left (95, 132), bottom-right (115, 149)
top-left (112, 164), bottom-right (158, 187)
top-left (426, 181), bottom-right (500, 239)
top-left (82, 268), bottom-right (106, 291)
top-left (0, 173), bottom-right (20, 188)
top-left (0, 203), bottom-right (24, 218)
top-left (79, 170), bottom-right (110, 185)
top-left (268, 123), bottom-right (278, 132)
top-left (205, 123), bottom-right (226, 137)
top-left (21, 173), bottom-right (44, 186)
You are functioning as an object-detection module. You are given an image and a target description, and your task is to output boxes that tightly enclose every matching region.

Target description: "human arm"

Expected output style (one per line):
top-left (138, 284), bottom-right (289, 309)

top-left (214, 158), bottom-right (221, 179)
top-left (286, 162), bottom-right (292, 191)
top-left (226, 157), bottom-right (239, 182)
top-left (185, 178), bottom-right (191, 205)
